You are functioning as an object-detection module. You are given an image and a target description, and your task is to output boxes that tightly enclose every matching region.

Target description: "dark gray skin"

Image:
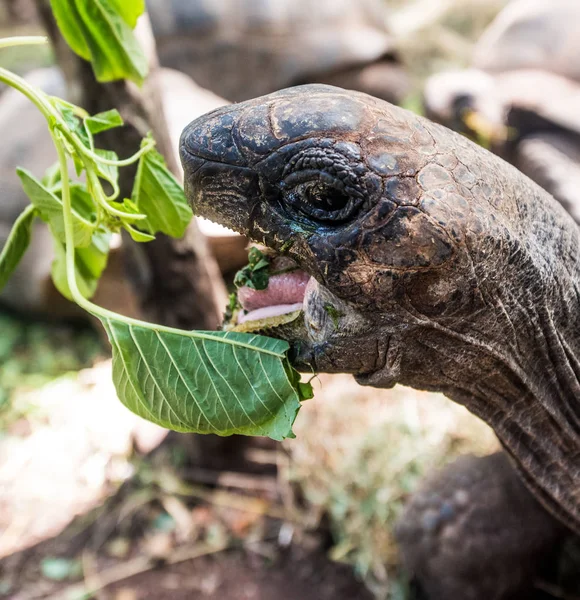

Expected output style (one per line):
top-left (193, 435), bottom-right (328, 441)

top-left (180, 85), bottom-right (580, 594)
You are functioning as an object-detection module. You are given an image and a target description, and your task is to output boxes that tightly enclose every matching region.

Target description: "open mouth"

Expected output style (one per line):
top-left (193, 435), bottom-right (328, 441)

top-left (237, 268), bottom-right (310, 323)
top-left (231, 253), bottom-right (312, 330)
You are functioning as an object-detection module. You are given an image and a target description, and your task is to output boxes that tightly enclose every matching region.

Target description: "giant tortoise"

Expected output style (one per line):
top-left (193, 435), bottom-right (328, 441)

top-left (147, 0), bottom-right (409, 104)
top-left (180, 85), bottom-right (580, 599)
top-left (423, 0), bottom-right (580, 224)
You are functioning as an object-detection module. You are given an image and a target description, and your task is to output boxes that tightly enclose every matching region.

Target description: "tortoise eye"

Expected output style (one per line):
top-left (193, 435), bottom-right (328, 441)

top-left (286, 182), bottom-right (359, 223)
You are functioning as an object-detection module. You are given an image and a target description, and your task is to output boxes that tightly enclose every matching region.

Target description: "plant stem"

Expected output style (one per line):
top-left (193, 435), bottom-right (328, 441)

top-left (77, 138), bottom-right (156, 167)
top-left (0, 36), bottom-right (48, 50)
top-left (0, 67), bottom-right (58, 121)
top-left (86, 170), bottom-right (145, 220)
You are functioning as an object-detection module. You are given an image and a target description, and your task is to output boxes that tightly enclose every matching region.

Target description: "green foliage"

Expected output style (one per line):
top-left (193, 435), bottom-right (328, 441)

top-left (17, 168), bottom-right (96, 247)
top-left (49, 0), bottom-right (148, 85)
top-left (131, 138), bottom-right (193, 237)
top-left (0, 205), bottom-right (35, 292)
top-left (51, 229), bottom-right (111, 300)
top-left (103, 321), bottom-right (309, 440)
top-left (234, 247), bottom-right (271, 290)
top-left (0, 30), bottom-right (314, 442)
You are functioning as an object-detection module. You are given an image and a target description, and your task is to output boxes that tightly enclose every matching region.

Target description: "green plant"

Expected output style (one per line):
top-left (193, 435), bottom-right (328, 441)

top-left (0, 1), bottom-right (312, 441)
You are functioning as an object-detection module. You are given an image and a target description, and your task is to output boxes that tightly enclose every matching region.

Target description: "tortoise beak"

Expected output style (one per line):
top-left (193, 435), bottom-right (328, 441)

top-left (179, 104), bottom-right (260, 235)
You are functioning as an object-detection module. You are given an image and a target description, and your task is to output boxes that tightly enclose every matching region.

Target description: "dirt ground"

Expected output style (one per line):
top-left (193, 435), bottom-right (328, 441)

top-left (104, 547), bottom-right (374, 600)
top-left (3, 540), bottom-right (375, 600)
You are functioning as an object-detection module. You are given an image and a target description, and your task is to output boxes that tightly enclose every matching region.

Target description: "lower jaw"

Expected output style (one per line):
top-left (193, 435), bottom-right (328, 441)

top-left (237, 302), bottom-right (305, 324)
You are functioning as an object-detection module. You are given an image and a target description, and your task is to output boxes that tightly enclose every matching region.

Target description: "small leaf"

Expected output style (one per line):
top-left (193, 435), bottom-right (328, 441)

top-left (101, 321), bottom-right (304, 441)
top-left (234, 247), bottom-right (271, 290)
top-left (0, 205), bottom-right (35, 292)
top-left (59, 105), bottom-right (92, 150)
top-left (84, 109), bottom-right (124, 135)
top-left (93, 149), bottom-right (119, 187)
top-left (17, 168), bottom-right (96, 248)
top-left (41, 162), bottom-right (62, 191)
top-left (51, 228), bottom-right (111, 300)
top-left (123, 222), bottom-right (155, 242)
top-left (132, 145), bottom-right (193, 237)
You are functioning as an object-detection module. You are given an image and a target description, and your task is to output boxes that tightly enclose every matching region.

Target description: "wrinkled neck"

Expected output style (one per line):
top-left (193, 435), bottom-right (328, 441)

top-left (391, 294), bottom-right (580, 534)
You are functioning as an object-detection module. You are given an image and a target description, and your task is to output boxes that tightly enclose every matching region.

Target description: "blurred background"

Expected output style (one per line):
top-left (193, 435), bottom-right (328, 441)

top-left (1, 0), bottom-right (578, 598)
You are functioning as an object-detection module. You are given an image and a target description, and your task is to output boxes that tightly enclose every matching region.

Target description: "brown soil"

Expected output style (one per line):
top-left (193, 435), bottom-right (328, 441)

top-left (105, 546), bottom-right (373, 600)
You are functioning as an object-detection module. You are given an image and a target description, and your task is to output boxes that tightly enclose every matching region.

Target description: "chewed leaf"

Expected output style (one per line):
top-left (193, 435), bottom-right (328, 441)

top-left (101, 321), bottom-right (304, 441)
top-left (132, 144), bottom-right (193, 237)
top-left (0, 205), bottom-right (35, 292)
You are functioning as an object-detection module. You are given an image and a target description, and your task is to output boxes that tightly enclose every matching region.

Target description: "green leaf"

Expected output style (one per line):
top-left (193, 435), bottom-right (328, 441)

top-left (51, 228), bottom-right (111, 300)
top-left (49, 0), bottom-right (91, 60)
top-left (77, 0), bottom-right (148, 85)
top-left (59, 105), bottom-right (92, 150)
top-left (0, 205), bottom-right (35, 292)
top-left (50, 0), bottom-right (148, 86)
top-left (123, 222), bottom-right (155, 242)
top-left (100, 322), bottom-right (304, 441)
top-left (106, 0), bottom-right (145, 28)
top-left (85, 109), bottom-right (124, 135)
top-left (93, 149), bottom-right (119, 186)
top-left (131, 145), bottom-right (193, 237)
top-left (17, 168), bottom-right (96, 248)
top-left (41, 162), bottom-right (62, 191)
top-left (234, 247), bottom-right (271, 290)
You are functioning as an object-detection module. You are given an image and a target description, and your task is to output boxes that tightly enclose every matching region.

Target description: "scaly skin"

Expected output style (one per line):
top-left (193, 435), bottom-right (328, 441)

top-left (180, 85), bottom-right (580, 534)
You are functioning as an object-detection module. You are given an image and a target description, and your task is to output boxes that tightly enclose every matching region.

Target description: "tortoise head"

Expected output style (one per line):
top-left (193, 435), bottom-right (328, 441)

top-left (180, 85), bottom-right (479, 381)
top-left (181, 85), bottom-right (533, 386)
top-left (181, 85), bottom-right (580, 532)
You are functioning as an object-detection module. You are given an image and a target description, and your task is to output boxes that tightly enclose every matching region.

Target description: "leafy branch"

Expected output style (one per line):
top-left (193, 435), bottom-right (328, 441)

top-left (0, 29), bottom-right (311, 440)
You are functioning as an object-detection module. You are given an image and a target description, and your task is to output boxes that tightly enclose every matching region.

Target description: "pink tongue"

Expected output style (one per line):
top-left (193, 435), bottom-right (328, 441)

top-left (238, 270), bottom-right (310, 312)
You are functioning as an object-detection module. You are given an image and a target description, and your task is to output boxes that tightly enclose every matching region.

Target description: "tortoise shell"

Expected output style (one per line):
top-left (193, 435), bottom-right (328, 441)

top-left (147, 0), bottom-right (396, 102)
top-left (473, 0), bottom-right (580, 83)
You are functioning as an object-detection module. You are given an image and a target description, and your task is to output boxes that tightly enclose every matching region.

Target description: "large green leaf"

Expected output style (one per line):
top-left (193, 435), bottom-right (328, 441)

top-left (131, 145), bottom-right (193, 237)
top-left (101, 321), bottom-right (309, 441)
top-left (49, 0), bottom-right (148, 85)
top-left (0, 205), bottom-right (35, 292)
top-left (17, 168), bottom-right (96, 248)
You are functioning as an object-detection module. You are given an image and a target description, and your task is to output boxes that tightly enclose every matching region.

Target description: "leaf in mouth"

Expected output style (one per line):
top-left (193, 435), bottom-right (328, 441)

top-left (234, 246), bottom-right (271, 290)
